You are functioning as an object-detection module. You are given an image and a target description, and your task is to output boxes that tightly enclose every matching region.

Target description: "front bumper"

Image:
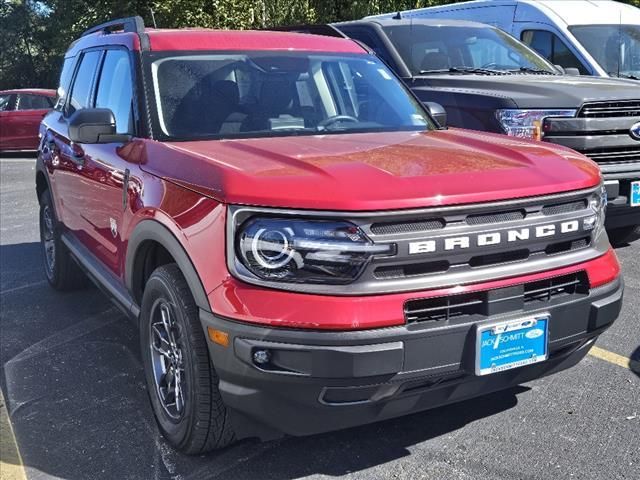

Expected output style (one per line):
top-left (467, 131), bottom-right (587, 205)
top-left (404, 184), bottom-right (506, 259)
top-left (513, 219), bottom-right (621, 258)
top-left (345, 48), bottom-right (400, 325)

top-left (200, 277), bottom-right (623, 441)
top-left (604, 179), bottom-right (640, 229)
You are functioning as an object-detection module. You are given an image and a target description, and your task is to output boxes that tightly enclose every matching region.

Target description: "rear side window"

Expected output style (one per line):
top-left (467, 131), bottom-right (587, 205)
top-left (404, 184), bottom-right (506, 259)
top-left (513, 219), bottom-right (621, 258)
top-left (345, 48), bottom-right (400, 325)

top-left (16, 94), bottom-right (52, 110)
top-left (95, 50), bottom-right (134, 134)
top-left (521, 30), bottom-right (589, 74)
top-left (55, 57), bottom-right (76, 111)
top-left (67, 50), bottom-right (101, 116)
top-left (0, 94), bottom-right (14, 112)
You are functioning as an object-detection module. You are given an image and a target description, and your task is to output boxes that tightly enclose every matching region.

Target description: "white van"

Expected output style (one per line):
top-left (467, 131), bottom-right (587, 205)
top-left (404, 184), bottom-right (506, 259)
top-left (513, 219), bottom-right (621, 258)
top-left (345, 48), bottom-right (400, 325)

top-left (366, 0), bottom-right (640, 80)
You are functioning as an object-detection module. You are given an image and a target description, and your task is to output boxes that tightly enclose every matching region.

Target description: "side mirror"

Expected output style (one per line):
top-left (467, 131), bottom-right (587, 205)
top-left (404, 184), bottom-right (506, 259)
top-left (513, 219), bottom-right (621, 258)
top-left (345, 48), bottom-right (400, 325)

top-left (424, 102), bottom-right (447, 128)
top-left (68, 108), bottom-right (130, 144)
top-left (554, 64), bottom-right (581, 76)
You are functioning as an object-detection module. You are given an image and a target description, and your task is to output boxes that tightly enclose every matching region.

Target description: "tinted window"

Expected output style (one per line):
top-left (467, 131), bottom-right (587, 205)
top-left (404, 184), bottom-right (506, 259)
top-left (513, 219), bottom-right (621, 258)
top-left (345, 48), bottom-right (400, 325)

top-left (383, 24), bottom-right (555, 75)
top-left (0, 95), bottom-right (14, 112)
top-left (570, 25), bottom-right (640, 79)
top-left (56, 57), bottom-right (76, 110)
top-left (521, 30), bottom-right (588, 74)
top-left (95, 50), bottom-right (134, 134)
top-left (67, 50), bottom-right (101, 116)
top-left (340, 28), bottom-right (394, 67)
top-left (17, 94), bottom-right (52, 110)
top-left (152, 52), bottom-right (433, 139)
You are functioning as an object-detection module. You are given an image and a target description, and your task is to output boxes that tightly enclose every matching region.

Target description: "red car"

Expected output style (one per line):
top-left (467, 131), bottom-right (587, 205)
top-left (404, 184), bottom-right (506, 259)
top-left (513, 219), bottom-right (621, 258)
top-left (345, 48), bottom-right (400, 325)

top-left (0, 88), bottom-right (56, 151)
top-left (37, 17), bottom-right (622, 454)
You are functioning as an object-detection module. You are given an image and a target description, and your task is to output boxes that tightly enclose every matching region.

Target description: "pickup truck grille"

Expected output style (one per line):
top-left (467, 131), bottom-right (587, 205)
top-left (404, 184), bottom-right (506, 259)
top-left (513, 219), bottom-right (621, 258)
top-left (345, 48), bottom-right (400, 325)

top-left (404, 271), bottom-right (589, 324)
top-left (578, 100), bottom-right (640, 118)
top-left (583, 147), bottom-right (640, 165)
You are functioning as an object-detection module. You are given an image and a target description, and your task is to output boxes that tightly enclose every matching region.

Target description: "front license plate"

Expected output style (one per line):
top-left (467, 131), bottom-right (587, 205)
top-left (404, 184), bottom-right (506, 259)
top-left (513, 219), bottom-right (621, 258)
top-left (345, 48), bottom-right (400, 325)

top-left (630, 181), bottom-right (640, 207)
top-left (476, 315), bottom-right (548, 376)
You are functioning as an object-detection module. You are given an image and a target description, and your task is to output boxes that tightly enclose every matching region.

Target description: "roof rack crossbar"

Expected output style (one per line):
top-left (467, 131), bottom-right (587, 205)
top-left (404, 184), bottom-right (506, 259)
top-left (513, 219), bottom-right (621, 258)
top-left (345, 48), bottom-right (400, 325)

top-left (81, 15), bottom-right (145, 37)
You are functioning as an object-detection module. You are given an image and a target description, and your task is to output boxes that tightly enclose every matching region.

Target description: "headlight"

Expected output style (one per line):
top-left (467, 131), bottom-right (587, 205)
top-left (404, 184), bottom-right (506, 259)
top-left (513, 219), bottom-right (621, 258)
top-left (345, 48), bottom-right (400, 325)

top-left (584, 183), bottom-right (607, 235)
top-left (234, 217), bottom-right (392, 285)
top-left (495, 109), bottom-right (576, 140)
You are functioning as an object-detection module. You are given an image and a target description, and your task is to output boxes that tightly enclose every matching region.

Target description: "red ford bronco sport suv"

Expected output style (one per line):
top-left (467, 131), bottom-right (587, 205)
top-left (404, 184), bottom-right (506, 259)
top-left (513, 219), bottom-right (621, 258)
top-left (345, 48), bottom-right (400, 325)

top-left (37, 17), bottom-right (623, 454)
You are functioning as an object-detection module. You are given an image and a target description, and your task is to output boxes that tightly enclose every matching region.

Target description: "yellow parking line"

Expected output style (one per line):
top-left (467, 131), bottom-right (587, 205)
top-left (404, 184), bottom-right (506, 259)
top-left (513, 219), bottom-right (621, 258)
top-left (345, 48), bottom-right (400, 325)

top-left (0, 389), bottom-right (27, 480)
top-left (589, 346), bottom-right (640, 374)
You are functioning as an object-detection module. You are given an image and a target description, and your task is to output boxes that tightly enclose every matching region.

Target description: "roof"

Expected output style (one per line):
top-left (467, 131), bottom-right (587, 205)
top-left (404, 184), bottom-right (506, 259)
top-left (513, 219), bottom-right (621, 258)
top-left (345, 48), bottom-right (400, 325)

top-left (348, 17), bottom-right (496, 28)
top-left (0, 89), bottom-right (56, 96)
top-left (523, 0), bottom-right (640, 26)
top-left (67, 28), bottom-right (366, 55)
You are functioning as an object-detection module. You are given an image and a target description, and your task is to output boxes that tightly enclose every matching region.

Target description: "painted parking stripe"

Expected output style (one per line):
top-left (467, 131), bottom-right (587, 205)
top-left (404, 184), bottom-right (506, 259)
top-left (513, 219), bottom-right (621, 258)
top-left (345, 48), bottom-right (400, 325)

top-left (589, 346), bottom-right (640, 374)
top-left (0, 389), bottom-right (27, 480)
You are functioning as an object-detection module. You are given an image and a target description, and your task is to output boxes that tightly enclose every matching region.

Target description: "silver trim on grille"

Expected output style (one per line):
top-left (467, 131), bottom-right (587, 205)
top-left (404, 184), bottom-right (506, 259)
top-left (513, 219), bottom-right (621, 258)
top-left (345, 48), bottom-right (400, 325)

top-left (226, 186), bottom-right (606, 296)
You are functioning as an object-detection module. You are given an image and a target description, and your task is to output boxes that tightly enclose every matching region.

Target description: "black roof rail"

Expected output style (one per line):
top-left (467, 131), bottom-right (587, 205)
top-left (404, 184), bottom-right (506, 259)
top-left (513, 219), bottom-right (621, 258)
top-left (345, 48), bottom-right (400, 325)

top-left (80, 15), bottom-right (149, 50)
top-left (267, 24), bottom-right (347, 39)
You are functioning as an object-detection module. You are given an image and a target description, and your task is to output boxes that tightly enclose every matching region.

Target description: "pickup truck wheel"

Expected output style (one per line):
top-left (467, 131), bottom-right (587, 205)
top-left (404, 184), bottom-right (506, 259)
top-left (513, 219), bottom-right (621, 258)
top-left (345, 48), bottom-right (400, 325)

top-left (140, 264), bottom-right (235, 454)
top-left (608, 225), bottom-right (640, 246)
top-left (39, 190), bottom-right (86, 290)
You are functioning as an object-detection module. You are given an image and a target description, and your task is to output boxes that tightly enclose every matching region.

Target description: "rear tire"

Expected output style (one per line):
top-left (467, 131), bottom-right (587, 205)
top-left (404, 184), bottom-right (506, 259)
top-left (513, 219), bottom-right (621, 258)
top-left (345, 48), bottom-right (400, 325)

top-left (608, 225), bottom-right (640, 246)
top-left (140, 264), bottom-right (235, 454)
top-left (39, 190), bottom-right (86, 290)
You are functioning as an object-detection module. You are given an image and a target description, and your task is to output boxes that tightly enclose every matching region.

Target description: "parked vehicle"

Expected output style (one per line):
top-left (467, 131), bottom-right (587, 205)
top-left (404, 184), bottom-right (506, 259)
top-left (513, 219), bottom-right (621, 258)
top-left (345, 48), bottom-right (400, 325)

top-left (0, 89), bottom-right (55, 151)
top-left (281, 18), bottom-right (640, 242)
top-left (38, 16), bottom-right (623, 454)
top-left (368, 0), bottom-right (640, 81)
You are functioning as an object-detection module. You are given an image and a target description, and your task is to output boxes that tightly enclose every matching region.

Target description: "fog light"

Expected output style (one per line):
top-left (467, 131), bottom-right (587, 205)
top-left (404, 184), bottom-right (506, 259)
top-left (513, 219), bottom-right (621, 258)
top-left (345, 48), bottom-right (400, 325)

top-left (253, 349), bottom-right (271, 365)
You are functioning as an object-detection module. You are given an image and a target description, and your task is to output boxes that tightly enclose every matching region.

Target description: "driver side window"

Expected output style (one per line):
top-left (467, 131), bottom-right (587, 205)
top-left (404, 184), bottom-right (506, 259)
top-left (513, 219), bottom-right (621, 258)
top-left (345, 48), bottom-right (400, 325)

top-left (66, 50), bottom-right (101, 117)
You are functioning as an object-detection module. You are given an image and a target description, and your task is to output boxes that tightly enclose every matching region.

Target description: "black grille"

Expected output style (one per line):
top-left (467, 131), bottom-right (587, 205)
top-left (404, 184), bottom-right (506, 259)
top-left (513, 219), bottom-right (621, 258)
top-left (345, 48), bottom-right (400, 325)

top-left (404, 272), bottom-right (589, 324)
top-left (466, 210), bottom-right (525, 225)
top-left (542, 199), bottom-right (587, 216)
top-left (469, 249), bottom-right (529, 267)
top-left (545, 237), bottom-right (591, 255)
top-left (374, 261), bottom-right (449, 279)
top-left (583, 147), bottom-right (640, 164)
top-left (370, 218), bottom-right (445, 235)
top-left (523, 272), bottom-right (588, 305)
top-left (579, 100), bottom-right (640, 118)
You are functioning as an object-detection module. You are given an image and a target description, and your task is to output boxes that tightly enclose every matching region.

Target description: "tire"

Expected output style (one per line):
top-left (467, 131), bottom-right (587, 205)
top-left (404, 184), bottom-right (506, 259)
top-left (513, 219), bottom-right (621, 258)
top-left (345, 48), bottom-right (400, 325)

top-left (140, 264), bottom-right (235, 454)
top-left (608, 225), bottom-right (640, 247)
top-left (39, 190), bottom-right (86, 290)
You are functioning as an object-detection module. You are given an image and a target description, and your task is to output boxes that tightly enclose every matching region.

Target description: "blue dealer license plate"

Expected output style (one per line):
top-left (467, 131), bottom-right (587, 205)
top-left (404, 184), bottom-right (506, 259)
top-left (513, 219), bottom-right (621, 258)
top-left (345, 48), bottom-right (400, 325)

top-left (476, 315), bottom-right (548, 376)
top-left (631, 181), bottom-right (640, 207)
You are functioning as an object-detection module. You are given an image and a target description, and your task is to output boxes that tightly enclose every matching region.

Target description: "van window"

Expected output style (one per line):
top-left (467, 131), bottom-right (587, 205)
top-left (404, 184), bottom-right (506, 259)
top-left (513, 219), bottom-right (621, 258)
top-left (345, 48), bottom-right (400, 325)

top-left (521, 30), bottom-right (588, 74)
top-left (67, 50), bottom-right (101, 116)
top-left (95, 50), bottom-right (134, 134)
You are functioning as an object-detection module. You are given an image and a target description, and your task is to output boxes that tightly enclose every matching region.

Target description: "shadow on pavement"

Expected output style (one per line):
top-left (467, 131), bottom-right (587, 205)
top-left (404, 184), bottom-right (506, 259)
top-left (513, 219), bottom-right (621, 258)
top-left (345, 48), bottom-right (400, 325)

top-left (0, 241), bottom-right (527, 480)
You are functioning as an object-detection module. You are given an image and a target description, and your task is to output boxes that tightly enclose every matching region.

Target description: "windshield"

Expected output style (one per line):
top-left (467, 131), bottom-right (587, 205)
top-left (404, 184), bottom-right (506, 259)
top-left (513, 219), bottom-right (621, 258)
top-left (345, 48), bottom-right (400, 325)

top-left (570, 25), bottom-right (640, 79)
top-left (150, 52), bottom-right (433, 140)
top-left (382, 24), bottom-right (557, 75)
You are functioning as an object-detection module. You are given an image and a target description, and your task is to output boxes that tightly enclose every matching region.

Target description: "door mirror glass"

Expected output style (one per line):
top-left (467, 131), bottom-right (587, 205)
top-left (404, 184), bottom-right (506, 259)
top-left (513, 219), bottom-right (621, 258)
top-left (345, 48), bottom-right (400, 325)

top-left (68, 108), bottom-right (130, 144)
top-left (424, 102), bottom-right (447, 128)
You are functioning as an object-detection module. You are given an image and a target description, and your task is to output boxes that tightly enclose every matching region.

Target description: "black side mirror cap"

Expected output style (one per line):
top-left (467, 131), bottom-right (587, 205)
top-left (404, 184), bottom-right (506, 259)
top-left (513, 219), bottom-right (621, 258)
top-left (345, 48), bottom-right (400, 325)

top-left (68, 108), bottom-right (130, 144)
top-left (424, 102), bottom-right (447, 128)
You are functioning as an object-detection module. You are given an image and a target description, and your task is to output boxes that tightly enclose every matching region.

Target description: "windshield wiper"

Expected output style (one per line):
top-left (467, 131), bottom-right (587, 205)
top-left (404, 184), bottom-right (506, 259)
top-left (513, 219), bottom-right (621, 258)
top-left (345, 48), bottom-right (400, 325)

top-left (418, 67), bottom-right (508, 75)
top-left (512, 67), bottom-right (556, 75)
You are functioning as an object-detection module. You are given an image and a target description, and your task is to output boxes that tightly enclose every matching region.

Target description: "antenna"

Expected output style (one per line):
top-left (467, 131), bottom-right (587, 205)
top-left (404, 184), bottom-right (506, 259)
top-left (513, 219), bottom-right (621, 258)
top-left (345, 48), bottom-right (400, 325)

top-left (149, 8), bottom-right (157, 29)
top-left (392, 11), bottom-right (402, 20)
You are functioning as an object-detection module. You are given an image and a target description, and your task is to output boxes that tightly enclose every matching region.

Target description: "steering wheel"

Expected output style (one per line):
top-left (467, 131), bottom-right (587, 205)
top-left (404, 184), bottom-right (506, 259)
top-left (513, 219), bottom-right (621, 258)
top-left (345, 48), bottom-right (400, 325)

top-left (318, 115), bottom-right (359, 129)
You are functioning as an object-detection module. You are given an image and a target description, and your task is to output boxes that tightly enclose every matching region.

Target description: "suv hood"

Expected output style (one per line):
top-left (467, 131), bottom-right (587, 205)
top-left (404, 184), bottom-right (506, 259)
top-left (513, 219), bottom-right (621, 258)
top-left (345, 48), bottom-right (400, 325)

top-left (140, 129), bottom-right (600, 211)
top-left (411, 74), bottom-right (640, 109)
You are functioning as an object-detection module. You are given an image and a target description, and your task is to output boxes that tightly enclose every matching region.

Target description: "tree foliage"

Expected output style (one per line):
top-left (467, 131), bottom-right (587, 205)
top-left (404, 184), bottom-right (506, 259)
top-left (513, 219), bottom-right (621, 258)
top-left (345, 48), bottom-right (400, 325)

top-left (1, 0), bottom-right (639, 89)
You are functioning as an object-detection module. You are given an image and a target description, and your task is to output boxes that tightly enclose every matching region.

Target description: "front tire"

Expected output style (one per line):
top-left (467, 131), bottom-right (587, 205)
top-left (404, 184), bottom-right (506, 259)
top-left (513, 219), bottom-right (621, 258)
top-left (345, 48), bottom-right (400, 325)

top-left (39, 190), bottom-right (86, 290)
top-left (140, 264), bottom-right (235, 454)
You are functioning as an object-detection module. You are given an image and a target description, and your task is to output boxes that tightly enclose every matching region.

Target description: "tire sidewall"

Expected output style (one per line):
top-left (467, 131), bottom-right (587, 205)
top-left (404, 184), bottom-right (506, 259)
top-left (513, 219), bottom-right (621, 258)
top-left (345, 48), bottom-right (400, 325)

top-left (39, 191), bottom-right (60, 286)
top-left (140, 273), bottom-right (201, 449)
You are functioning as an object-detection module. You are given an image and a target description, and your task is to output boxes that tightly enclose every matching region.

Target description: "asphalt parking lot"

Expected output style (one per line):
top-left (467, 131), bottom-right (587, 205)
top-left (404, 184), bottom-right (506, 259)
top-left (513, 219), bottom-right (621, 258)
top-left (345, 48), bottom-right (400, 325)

top-left (0, 154), bottom-right (638, 480)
